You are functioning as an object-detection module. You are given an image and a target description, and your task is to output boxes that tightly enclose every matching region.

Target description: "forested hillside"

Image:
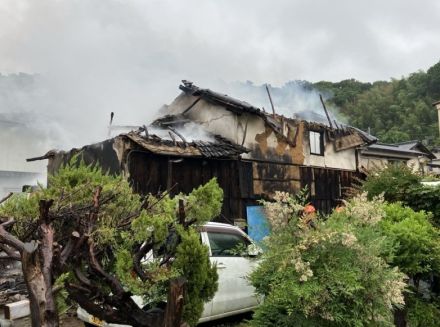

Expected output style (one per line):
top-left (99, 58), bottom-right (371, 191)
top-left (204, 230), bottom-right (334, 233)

top-left (314, 61), bottom-right (440, 144)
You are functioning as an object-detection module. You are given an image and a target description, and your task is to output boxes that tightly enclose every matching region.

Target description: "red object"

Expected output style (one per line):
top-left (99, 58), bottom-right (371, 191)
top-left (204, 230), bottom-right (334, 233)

top-left (303, 204), bottom-right (316, 214)
top-left (335, 206), bottom-right (345, 213)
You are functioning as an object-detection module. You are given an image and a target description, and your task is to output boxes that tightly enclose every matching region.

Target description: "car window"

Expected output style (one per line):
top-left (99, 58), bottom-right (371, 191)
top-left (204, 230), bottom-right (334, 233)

top-left (207, 231), bottom-right (250, 257)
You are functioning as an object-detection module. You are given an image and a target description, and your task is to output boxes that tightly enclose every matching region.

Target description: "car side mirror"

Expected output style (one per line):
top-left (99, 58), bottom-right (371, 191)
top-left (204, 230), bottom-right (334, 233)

top-left (247, 243), bottom-right (262, 257)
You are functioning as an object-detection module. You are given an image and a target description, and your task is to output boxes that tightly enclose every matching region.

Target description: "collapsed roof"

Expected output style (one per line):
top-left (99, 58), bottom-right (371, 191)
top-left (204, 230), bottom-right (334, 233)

top-left (178, 80), bottom-right (377, 148)
top-left (28, 119), bottom-right (249, 163)
top-left (125, 125), bottom-right (248, 159)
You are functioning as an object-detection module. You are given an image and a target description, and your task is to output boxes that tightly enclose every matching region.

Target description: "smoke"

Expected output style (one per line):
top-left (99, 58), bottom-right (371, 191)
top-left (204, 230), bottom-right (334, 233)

top-left (211, 80), bottom-right (345, 124)
top-left (1, 0), bottom-right (440, 152)
top-left (148, 123), bottom-right (215, 143)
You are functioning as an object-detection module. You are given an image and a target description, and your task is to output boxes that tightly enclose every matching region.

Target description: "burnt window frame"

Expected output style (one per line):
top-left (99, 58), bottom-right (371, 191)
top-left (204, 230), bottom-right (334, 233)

top-left (309, 130), bottom-right (325, 156)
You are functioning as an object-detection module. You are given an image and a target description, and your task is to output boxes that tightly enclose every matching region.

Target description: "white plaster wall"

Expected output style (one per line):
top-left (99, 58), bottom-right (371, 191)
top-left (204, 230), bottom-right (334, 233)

top-left (188, 105), bottom-right (280, 160)
top-left (186, 101), bottom-right (239, 143)
top-left (165, 93), bottom-right (359, 168)
top-left (165, 93), bottom-right (273, 153)
top-left (303, 133), bottom-right (357, 170)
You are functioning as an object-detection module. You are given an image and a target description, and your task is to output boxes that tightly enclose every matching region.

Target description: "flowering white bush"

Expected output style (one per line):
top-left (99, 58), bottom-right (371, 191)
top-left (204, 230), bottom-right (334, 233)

top-left (250, 191), bottom-right (407, 327)
top-left (343, 192), bottom-right (385, 225)
top-left (262, 191), bottom-right (304, 230)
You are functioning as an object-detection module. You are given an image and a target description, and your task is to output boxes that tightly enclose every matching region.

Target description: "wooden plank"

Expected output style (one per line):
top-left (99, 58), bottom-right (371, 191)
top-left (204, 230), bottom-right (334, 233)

top-left (239, 161), bottom-right (253, 199)
top-left (231, 161), bottom-right (240, 199)
top-left (334, 133), bottom-right (364, 152)
top-left (4, 300), bottom-right (30, 320)
top-left (181, 160), bottom-right (194, 194)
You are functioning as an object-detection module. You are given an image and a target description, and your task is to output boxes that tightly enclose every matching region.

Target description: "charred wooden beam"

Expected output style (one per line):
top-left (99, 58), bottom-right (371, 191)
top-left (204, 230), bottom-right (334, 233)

top-left (26, 151), bottom-right (56, 162)
top-left (319, 94), bottom-right (334, 129)
top-left (182, 97), bottom-right (201, 115)
top-left (143, 125), bottom-right (149, 138)
top-left (265, 84), bottom-right (276, 118)
top-left (168, 127), bottom-right (187, 144)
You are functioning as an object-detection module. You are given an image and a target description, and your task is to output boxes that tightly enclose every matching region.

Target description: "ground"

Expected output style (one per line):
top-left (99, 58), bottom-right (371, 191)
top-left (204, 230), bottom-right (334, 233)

top-left (1, 310), bottom-right (250, 327)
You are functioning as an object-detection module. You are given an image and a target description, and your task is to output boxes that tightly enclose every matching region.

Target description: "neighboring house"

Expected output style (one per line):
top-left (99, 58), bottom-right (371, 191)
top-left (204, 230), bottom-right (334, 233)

top-left (431, 100), bottom-right (440, 174)
top-left (428, 146), bottom-right (440, 174)
top-left (0, 116), bottom-right (46, 197)
top-left (359, 141), bottom-right (436, 173)
top-left (43, 81), bottom-right (376, 224)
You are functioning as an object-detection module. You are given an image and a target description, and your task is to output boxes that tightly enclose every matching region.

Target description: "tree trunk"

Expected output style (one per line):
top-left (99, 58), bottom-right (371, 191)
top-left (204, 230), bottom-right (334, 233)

top-left (21, 248), bottom-right (59, 327)
top-left (164, 277), bottom-right (186, 327)
top-left (394, 292), bottom-right (408, 327)
top-left (20, 200), bottom-right (59, 327)
top-left (394, 308), bottom-right (407, 327)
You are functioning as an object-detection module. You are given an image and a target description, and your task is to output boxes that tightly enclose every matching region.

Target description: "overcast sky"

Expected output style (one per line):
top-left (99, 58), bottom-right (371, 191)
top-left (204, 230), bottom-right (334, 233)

top-left (1, 0), bottom-right (440, 148)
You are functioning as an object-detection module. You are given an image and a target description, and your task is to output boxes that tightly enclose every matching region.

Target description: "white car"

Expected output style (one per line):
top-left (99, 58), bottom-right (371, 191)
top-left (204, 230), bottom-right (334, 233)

top-left (78, 222), bottom-right (261, 326)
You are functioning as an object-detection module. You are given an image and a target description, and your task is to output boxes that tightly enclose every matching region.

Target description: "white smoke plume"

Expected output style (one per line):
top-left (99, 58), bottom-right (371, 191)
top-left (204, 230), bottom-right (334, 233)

top-left (1, 0), bottom-right (440, 151)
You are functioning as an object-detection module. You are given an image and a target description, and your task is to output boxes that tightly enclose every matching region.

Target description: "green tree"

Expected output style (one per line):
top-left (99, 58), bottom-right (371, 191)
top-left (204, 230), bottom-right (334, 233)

top-left (362, 164), bottom-right (421, 202)
top-left (0, 161), bottom-right (222, 327)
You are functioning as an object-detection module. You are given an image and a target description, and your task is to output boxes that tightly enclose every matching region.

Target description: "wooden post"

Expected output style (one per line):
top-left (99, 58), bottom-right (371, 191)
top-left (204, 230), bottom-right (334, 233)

top-left (178, 199), bottom-right (185, 226)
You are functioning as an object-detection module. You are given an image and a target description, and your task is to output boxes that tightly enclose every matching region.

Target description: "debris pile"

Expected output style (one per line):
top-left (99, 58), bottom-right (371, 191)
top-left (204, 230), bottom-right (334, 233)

top-left (0, 258), bottom-right (26, 304)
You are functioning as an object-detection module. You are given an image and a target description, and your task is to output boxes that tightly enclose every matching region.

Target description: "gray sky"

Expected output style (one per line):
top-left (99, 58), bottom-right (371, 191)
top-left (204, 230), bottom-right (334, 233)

top-left (1, 0), bottom-right (440, 148)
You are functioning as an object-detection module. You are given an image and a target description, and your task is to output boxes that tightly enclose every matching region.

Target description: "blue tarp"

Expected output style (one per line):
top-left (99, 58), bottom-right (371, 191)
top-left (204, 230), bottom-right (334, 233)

top-left (246, 206), bottom-right (270, 244)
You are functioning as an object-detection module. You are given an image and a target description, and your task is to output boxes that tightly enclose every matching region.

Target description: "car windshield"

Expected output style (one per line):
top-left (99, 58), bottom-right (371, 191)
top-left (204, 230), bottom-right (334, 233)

top-left (207, 231), bottom-right (250, 256)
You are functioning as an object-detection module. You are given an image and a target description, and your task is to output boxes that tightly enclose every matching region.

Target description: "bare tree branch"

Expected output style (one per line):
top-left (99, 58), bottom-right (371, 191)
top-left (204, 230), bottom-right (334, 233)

top-left (59, 231), bottom-right (80, 267)
top-left (0, 219), bottom-right (27, 253)
top-left (0, 192), bottom-right (13, 205)
top-left (0, 244), bottom-right (20, 260)
top-left (133, 240), bottom-right (155, 281)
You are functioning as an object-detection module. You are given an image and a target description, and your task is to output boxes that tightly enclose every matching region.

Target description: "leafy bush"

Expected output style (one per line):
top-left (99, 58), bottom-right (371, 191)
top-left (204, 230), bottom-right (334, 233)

top-left (380, 203), bottom-right (440, 278)
top-left (405, 185), bottom-right (440, 226)
top-left (361, 164), bottom-right (440, 225)
top-left (250, 193), bottom-right (406, 327)
top-left (406, 294), bottom-right (440, 327)
top-left (362, 164), bottom-right (421, 202)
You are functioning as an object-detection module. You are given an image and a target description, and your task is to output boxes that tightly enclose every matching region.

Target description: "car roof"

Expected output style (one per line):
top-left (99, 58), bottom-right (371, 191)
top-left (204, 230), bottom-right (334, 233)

top-left (204, 222), bottom-right (236, 228)
top-left (202, 222), bottom-right (247, 235)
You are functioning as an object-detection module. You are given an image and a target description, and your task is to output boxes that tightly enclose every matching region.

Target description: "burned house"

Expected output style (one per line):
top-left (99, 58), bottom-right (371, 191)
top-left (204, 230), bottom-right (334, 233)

top-left (159, 81), bottom-right (376, 213)
top-left (43, 81), bottom-right (376, 225)
top-left (44, 124), bottom-right (250, 224)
